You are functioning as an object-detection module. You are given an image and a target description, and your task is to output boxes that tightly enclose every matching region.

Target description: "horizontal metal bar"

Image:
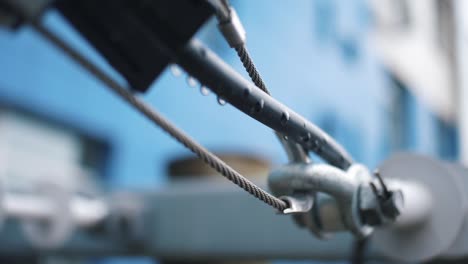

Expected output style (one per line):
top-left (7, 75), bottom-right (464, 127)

top-left (176, 39), bottom-right (353, 169)
top-left (146, 180), bottom-right (381, 261)
top-left (0, 181), bottom-right (383, 261)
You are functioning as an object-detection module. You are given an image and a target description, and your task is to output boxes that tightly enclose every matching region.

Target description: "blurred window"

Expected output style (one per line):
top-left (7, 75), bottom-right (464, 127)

top-left (388, 74), bottom-right (458, 159)
top-left (0, 104), bottom-right (109, 192)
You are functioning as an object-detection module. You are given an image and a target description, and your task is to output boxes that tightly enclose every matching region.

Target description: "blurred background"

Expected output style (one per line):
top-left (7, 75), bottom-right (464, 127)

top-left (0, 0), bottom-right (463, 263)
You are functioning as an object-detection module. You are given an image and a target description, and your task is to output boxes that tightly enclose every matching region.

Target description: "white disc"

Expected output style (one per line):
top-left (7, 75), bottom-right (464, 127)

top-left (372, 153), bottom-right (465, 262)
top-left (442, 164), bottom-right (468, 258)
top-left (0, 176), bottom-right (5, 230)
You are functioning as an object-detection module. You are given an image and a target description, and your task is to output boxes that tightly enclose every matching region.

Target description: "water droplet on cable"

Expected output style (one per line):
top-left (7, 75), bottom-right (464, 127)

top-left (217, 96), bottom-right (226, 106)
top-left (243, 86), bottom-right (251, 98)
top-left (301, 132), bottom-right (311, 142)
top-left (170, 65), bottom-right (182, 77)
top-left (313, 139), bottom-right (321, 151)
top-left (280, 112), bottom-right (290, 126)
top-left (253, 99), bottom-right (264, 113)
top-left (200, 86), bottom-right (210, 96)
top-left (186, 76), bottom-right (198, 87)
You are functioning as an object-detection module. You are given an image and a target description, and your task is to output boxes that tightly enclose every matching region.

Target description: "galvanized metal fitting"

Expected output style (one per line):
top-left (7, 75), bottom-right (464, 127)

top-left (217, 7), bottom-right (246, 47)
top-left (268, 163), bottom-right (375, 238)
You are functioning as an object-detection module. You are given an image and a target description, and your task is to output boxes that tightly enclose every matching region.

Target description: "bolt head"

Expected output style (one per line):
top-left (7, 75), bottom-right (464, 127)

top-left (381, 190), bottom-right (404, 219)
top-left (359, 184), bottom-right (403, 226)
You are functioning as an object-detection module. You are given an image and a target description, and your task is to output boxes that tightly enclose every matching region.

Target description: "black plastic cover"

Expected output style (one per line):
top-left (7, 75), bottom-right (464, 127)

top-left (56, 0), bottom-right (213, 92)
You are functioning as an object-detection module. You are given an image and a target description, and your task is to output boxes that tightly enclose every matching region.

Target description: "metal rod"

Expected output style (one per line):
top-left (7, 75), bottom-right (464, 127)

top-left (176, 39), bottom-right (353, 170)
top-left (268, 163), bottom-right (357, 200)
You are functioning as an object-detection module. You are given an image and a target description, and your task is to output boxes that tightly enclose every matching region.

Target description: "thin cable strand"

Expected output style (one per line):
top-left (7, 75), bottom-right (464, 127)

top-left (234, 45), bottom-right (270, 95)
top-left (32, 22), bottom-right (288, 212)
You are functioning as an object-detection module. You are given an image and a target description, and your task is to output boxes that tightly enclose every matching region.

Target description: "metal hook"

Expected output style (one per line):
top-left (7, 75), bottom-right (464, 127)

top-left (279, 194), bottom-right (314, 214)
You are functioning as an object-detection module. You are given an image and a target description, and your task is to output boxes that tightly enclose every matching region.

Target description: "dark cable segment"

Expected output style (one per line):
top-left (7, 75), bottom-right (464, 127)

top-left (234, 45), bottom-right (269, 95)
top-left (32, 22), bottom-right (288, 212)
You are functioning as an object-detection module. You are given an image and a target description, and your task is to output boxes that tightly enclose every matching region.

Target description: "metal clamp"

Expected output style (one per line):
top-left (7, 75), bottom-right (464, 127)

top-left (268, 162), bottom-right (401, 238)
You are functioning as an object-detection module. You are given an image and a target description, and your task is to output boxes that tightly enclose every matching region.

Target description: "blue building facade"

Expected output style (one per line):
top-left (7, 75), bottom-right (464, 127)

top-left (0, 0), bottom-right (457, 263)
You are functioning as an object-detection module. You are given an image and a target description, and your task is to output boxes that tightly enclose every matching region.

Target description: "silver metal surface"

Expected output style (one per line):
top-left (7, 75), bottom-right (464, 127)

top-left (280, 194), bottom-right (313, 214)
top-left (217, 7), bottom-right (246, 47)
top-left (268, 163), bottom-right (374, 237)
top-left (277, 134), bottom-right (311, 164)
top-left (276, 133), bottom-right (313, 214)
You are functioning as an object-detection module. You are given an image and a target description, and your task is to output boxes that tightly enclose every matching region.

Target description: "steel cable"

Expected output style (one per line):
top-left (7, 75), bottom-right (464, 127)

top-left (234, 45), bottom-right (270, 95)
top-left (33, 22), bottom-right (288, 212)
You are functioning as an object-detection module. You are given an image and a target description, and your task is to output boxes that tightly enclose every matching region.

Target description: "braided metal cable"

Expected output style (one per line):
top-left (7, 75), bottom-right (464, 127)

top-left (234, 45), bottom-right (313, 164)
top-left (33, 22), bottom-right (288, 212)
top-left (234, 45), bottom-right (270, 95)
